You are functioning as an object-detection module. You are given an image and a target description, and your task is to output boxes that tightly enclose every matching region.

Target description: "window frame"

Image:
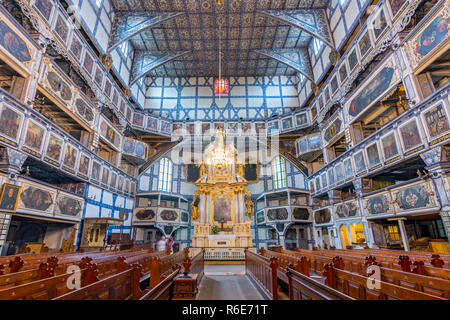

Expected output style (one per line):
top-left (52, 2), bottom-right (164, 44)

top-left (158, 157), bottom-right (173, 192)
top-left (272, 156), bottom-right (287, 190)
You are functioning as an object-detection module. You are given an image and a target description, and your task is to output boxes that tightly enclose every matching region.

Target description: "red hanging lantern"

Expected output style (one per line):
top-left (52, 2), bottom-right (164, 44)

top-left (215, 78), bottom-right (229, 94)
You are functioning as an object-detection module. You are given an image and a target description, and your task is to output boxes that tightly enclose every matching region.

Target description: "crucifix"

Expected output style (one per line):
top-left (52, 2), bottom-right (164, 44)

top-left (218, 218), bottom-right (226, 232)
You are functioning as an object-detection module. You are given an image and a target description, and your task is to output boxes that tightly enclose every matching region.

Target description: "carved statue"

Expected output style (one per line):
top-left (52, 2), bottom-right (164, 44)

top-left (245, 195), bottom-right (254, 219)
top-left (191, 204), bottom-right (199, 221)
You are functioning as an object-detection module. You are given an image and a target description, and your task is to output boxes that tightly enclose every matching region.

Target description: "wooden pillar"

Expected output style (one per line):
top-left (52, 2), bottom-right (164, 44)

top-left (397, 218), bottom-right (410, 251)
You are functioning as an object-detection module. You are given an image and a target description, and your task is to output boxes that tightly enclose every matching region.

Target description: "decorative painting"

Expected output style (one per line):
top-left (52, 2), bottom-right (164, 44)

top-left (228, 122), bottom-right (238, 134)
top-left (0, 104), bottom-right (23, 145)
top-left (241, 122), bottom-right (252, 134)
top-left (104, 78), bottom-right (112, 97)
top-left (358, 30), bottom-right (372, 59)
top-left (78, 154), bottom-right (90, 178)
top-left (324, 86), bottom-right (330, 103)
top-left (101, 167), bottom-right (109, 185)
top-left (314, 208), bottom-right (331, 224)
top-left (23, 120), bottom-right (45, 155)
top-left (399, 119), bottom-right (422, 152)
top-left (135, 209), bottom-right (155, 220)
top-left (422, 103), bottom-right (450, 143)
top-left (366, 143), bottom-right (381, 168)
top-left (335, 201), bottom-right (359, 219)
top-left (47, 70), bottom-right (72, 102)
top-left (282, 117), bottom-right (293, 130)
top-left (311, 105), bottom-right (317, 119)
top-left (347, 47), bottom-right (359, 72)
top-left (371, 7), bottom-right (388, 40)
top-left (295, 113), bottom-right (307, 127)
top-left (55, 195), bottom-right (82, 217)
top-left (381, 132), bottom-right (400, 160)
top-left (160, 210), bottom-right (178, 221)
top-left (91, 161), bottom-right (101, 182)
top-left (94, 66), bottom-right (103, 87)
top-left (69, 32), bottom-right (83, 60)
top-left (83, 51), bottom-right (94, 75)
top-left (348, 66), bottom-right (396, 118)
top-left (298, 139), bottom-right (308, 154)
top-left (161, 120), bottom-right (171, 134)
top-left (330, 75), bottom-right (338, 94)
top-left (366, 194), bottom-right (391, 215)
top-left (186, 123), bottom-right (195, 135)
top-left (132, 113), bottom-right (144, 127)
top-left (388, 0), bottom-right (408, 18)
top-left (0, 183), bottom-right (21, 213)
top-left (147, 117), bottom-right (158, 131)
top-left (323, 117), bottom-right (342, 144)
top-left (110, 172), bottom-right (117, 189)
top-left (321, 173), bottom-right (327, 189)
top-left (63, 144), bottom-right (77, 170)
top-left (99, 117), bottom-right (121, 149)
top-left (126, 108), bottom-right (132, 121)
top-left (412, 12), bottom-right (449, 60)
top-left (354, 151), bottom-right (366, 173)
top-left (315, 177), bottom-right (321, 191)
top-left (135, 142), bottom-right (146, 158)
top-left (201, 123), bottom-right (210, 135)
top-left (327, 168), bottom-right (335, 186)
top-left (308, 135), bottom-right (321, 150)
top-left (267, 208), bottom-right (288, 221)
top-left (20, 185), bottom-right (53, 212)
top-left (53, 13), bottom-right (69, 44)
top-left (0, 21), bottom-right (31, 63)
top-left (45, 134), bottom-right (63, 163)
top-left (74, 97), bottom-right (94, 124)
top-left (396, 184), bottom-right (433, 210)
top-left (34, 0), bottom-right (53, 21)
top-left (117, 176), bottom-right (124, 191)
top-left (344, 158), bottom-right (353, 178)
top-left (256, 211), bottom-right (265, 224)
top-left (335, 163), bottom-right (344, 182)
top-left (112, 90), bottom-right (118, 106)
top-left (268, 120), bottom-right (279, 133)
top-left (292, 208), bottom-right (309, 220)
top-left (123, 138), bottom-right (134, 154)
top-left (339, 64), bottom-right (347, 83)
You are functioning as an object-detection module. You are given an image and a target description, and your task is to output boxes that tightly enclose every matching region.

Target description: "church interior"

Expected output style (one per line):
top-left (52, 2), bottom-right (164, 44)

top-left (0, 0), bottom-right (448, 302)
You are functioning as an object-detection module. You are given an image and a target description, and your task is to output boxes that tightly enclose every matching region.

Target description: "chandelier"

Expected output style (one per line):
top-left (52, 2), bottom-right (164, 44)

top-left (204, 128), bottom-right (234, 168)
top-left (215, 8), bottom-right (228, 95)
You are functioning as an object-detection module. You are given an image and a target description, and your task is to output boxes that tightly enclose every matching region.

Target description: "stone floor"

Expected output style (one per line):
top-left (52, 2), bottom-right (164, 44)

top-left (204, 264), bottom-right (245, 275)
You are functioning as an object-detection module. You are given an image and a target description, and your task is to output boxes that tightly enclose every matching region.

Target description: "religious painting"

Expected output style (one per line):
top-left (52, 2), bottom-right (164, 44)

top-left (256, 211), bottom-right (265, 224)
top-left (63, 144), bottom-right (78, 169)
top-left (102, 167), bottom-right (110, 185)
top-left (123, 138), bottom-right (134, 154)
top-left (135, 142), bottom-right (146, 158)
top-left (0, 183), bottom-right (21, 213)
top-left (293, 208), bottom-right (309, 220)
top-left (389, 0), bottom-right (407, 18)
top-left (34, 0), bottom-right (53, 21)
top-left (201, 123), bottom-right (210, 135)
top-left (321, 173), bottom-right (327, 189)
top-left (317, 95), bottom-right (324, 111)
top-left (348, 67), bottom-right (395, 118)
top-left (339, 63), bottom-right (348, 83)
top-left (75, 98), bottom-right (94, 124)
top-left (91, 161), bottom-right (101, 181)
top-left (112, 90), bottom-right (119, 106)
top-left (344, 158), bottom-right (353, 178)
top-left (308, 135), bottom-right (321, 150)
top-left (104, 78), bottom-right (112, 97)
top-left (295, 113), bottom-right (307, 127)
top-left (335, 163), bottom-right (344, 182)
top-left (53, 13), bottom-right (69, 44)
top-left (117, 176), bottom-right (124, 191)
top-left (330, 75), bottom-right (338, 94)
top-left (327, 168), bottom-right (335, 186)
top-left (161, 120), bottom-right (171, 134)
top-left (309, 180), bottom-right (315, 193)
top-left (267, 208), bottom-right (288, 221)
top-left (126, 107), bottom-right (132, 121)
top-left (47, 71), bottom-right (72, 102)
top-left (45, 134), bottom-right (63, 162)
top-left (282, 117), bottom-right (293, 131)
top-left (147, 117), bottom-right (158, 131)
top-left (20, 185), bottom-right (53, 212)
top-left (0, 104), bottom-right (22, 143)
top-left (56, 195), bottom-right (82, 217)
top-left (241, 122), bottom-right (252, 135)
top-left (311, 105), bottom-right (317, 119)
top-left (335, 202), bottom-right (358, 219)
top-left (422, 103), bottom-right (450, 141)
top-left (323, 117), bottom-right (342, 144)
top-left (0, 21), bottom-right (31, 62)
top-left (187, 123), bottom-right (195, 135)
top-left (110, 172), bottom-right (117, 189)
top-left (358, 30), bottom-right (372, 58)
top-left (396, 184), bottom-right (431, 210)
top-left (314, 208), bottom-right (331, 224)
top-left (354, 151), bottom-right (366, 173)
top-left (379, 134), bottom-right (399, 162)
top-left (69, 32), bottom-right (83, 60)
top-left (367, 195), bottom-right (390, 215)
top-left (371, 7), bottom-right (388, 41)
top-left (213, 195), bottom-right (231, 222)
top-left (366, 143), bottom-right (381, 168)
top-left (298, 139), bottom-right (308, 154)
top-left (136, 209), bottom-right (155, 220)
top-left (399, 119), bottom-right (422, 151)
top-left (347, 47), bottom-right (359, 72)
top-left (133, 113), bottom-right (144, 127)
top-left (227, 122), bottom-right (238, 135)
top-left (315, 177), bottom-right (321, 191)
top-left (413, 14), bottom-right (449, 58)
top-left (172, 123), bottom-right (182, 133)
top-left (268, 120), bottom-right (279, 134)
top-left (23, 120), bottom-right (45, 154)
top-left (83, 51), bottom-right (94, 75)
top-left (324, 86), bottom-right (330, 103)
top-left (78, 154), bottom-right (90, 177)
top-left (99, 117), bottom-right (121, 149)
top-left (160, 210), bottom-right (178, 221)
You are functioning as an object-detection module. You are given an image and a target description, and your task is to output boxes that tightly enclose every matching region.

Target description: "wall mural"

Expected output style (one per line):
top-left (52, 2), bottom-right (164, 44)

top-left (160, 210), bottom-right (178, 221)
top-left (56, 195), bottom-right (82, 217)
top-left (19, 185), bottom-right (53, 212)
top-left (135, 209), bottom-right (155, 220)
top-left (396, 184), bottom-right (432, 210)
top-left (335, 201), bottom-right (359, 219)
top-left (348, 66), bottom-right (395, 118)
top-left (314, 208), bottom-right (331, 224)
top-left (292, 207), bottom-right (309, 220)
top-left (267, 208), bottom-right (288, 221)
top-left (0, 20), bottom-right (31, 62)
top-left (366, 194), bottom-right (391, 215)
top-left (0, 105), bottom-right (22, 144)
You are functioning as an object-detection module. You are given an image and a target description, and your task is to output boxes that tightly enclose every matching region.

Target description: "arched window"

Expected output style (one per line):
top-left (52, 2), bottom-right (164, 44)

top-left (158, 158), bottom-right (173, 192)
top-left (272, 156), bottom-right (287, 189)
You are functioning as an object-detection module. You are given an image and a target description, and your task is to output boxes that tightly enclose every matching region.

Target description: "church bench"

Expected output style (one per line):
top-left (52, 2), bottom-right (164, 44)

top-left (245, 249), bottom-right (278, 300)
top-left (149, 250), bottom-right (186, 289)
top-left (139, 269), bottom-right (180, 300)
top-left (189, 249), bottom-right (205, 284)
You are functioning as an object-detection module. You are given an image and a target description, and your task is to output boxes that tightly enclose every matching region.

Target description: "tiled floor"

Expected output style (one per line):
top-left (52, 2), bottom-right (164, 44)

top-left (197, 275), bottom-right (265, 300)
top-left (204, 264), bottom-right (245, 275)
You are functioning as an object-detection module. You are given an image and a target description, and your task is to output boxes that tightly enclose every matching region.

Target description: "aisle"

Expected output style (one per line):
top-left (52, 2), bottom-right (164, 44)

top-left (197, 264), bottom-right (265, 300)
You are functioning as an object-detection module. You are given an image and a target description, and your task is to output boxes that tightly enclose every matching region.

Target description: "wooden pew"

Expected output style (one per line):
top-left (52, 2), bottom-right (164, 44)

top-left (245, 249), bottom-right (278, 300)
top-left (139, 269), bottom-right (180, 300)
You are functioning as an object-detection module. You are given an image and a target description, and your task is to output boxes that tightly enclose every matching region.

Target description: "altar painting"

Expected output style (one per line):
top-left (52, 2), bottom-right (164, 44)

top-left (213, 195), bottom-right (231, 222)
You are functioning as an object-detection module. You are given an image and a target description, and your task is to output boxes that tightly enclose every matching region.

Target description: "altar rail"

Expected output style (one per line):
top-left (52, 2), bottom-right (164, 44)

top-left (190, 247), bottom-right (257, 261)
